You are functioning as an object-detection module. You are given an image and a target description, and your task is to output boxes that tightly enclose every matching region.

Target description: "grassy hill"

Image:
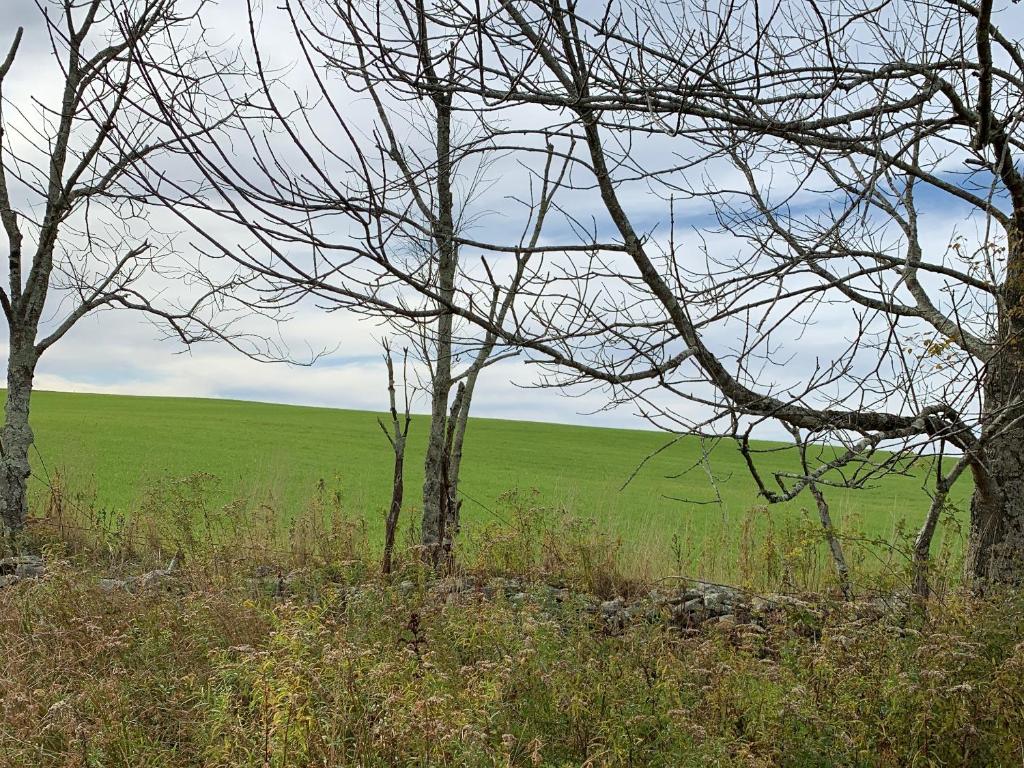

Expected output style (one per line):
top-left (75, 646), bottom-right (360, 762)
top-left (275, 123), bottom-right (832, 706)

top-left (21, 389), bottom-right (970, 575)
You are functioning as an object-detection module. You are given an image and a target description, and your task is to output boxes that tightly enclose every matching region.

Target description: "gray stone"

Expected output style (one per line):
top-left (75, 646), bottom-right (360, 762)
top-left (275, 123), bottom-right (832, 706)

top-left (0, 574), bottom-right (19, 588)
top-left (683, 598), bottom-right (704, 613)
top-left (600, 597), bottom-right (625, 614)
top-left (137, 556), bottom-right (179, 590)
top-left (14, 561), bottom-right (44, 579)
top-left (625, 602), bottom-right (659, 622)
top-left (0, 554), bottom-right (42, 574)
top-left (492, 577), bottom-right (522, 594)
top-left (770, 594), bottom-right (812, 610)
top-left (670, 598), bottom-right (707, 625)
top-left (750, 597), bottom-right (771, 613)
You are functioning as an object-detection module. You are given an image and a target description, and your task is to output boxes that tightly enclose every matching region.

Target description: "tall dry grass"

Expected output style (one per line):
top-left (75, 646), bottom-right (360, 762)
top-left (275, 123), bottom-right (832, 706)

top-left (0, 472), bottom-right (1010, 767)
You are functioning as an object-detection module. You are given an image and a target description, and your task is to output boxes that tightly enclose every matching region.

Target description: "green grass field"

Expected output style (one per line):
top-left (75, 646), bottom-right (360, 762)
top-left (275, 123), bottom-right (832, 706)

top-left (21, 389), bottom-right (971, 574)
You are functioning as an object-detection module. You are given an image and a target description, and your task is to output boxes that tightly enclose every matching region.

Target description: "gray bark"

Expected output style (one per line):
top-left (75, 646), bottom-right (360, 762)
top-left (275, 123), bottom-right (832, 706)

top-left (383, 442), bottom-right (405, 576)
top-left (420, 94), bottom-right (457, 565)
top-left (808, 482), bottom-right (851, 601)
top-left (0, 5), bottom-right (234, 553)
top-left (0, 333), bottom-right (36, 549)
top-left (965, 433), bottom-right (1024, 589)
top-left (440, 382), bottom-right (465, 561)
top-left (421, 369), bottom-right (452, 562)
top-left (960, 221), bottom-right (1024, 588)
top-left (380, 345), bottom-right (410, 576)
top-left (912, 451), bottom-right (972, 598)
top-left (965, 341), bottom-right (1024, 588)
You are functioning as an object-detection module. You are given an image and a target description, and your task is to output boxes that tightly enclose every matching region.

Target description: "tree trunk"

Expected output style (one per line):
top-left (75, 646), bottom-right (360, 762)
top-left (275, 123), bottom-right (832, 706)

top-left (0, 336), bottom-right (37, 551)
top-left (382, 443), bottom-right (405, 576)
top-left (966, 272), bottom-right (1024, 588)
top-left (808, 482), bottom-right (852, 600)
top-left (965, 419), bottom-right (1024, 588)
top-left (913, 496), bottom-right (944, 599)
top-left (439, 383), bottom-right (465, 563)
top-left (380, 342), bottom-right (410, 576)
top-left (421, 374), bottom-right (451, 562)
top-left (420, 94), bottom-right (456, 565)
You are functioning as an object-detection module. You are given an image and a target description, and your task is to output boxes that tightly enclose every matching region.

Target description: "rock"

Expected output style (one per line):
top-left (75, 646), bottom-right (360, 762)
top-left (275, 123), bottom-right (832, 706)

top-left (0, 574), bottom-right (19, 588)
top-left (98, 578), bottom-right (129, 592)
top-left (598, 597), bottom-right (628, 630)
top-left (855, 593), bottom-right (910, 618)
top-left (750, 596), bottom-right (771, 613)
top-left (398, 580), bottom-right (416, 594)
top-left (683, 598), bottom-right (704, 613)
top-left (138, 570), bottom-right (168, 589)
top-left (15, 560), bottom-right (44, 579)
top-left (481, 577), bottom-right (523, 600)
top-left (600, 597), bottom-right (625, 615)
top-left (0, 555), bottom-right (42, 575)
top-left (494, 577), bottom-right (522, 594)
top-left (137, 556), bottom-right (180, 590)
top-left (625, 602), bottom-right (659, 622)
top-left (738, 622), bottom-right (766, 636)
top-left (670, 598), bottom-right (707, 627)
top-left (670, 600), bottom-right (696, 621)
top-left (703, 596), bottom-right (731, 616)
top-left (769, 594), bottom-right (813, 611)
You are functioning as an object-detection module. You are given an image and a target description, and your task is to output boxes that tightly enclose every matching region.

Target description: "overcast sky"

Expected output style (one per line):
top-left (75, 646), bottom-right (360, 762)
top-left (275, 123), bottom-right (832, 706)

top-left (1, 0), bottom-right (1015, 435)
top-left (0, 0), bottom-right (664, 429)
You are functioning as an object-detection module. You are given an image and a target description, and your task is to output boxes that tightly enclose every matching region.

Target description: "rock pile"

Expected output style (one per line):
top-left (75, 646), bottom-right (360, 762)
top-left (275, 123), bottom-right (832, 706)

top-left (388, 573), bottom-right (814, 633)
top-left (69, 559), bottom-right (904, 639)
top-left (600, 582), bottom-right (768, 631)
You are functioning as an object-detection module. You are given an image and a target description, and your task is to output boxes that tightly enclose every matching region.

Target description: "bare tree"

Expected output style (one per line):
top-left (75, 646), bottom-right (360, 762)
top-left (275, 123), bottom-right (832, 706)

top-left (0, 0), bottom-right (248, 549)
top-left (151, 0), bottom-right (592, 564)
top-left (377, 0), bottom-right (1024, 591)
top-left (379, 340), bottom-right (412, 575)
top-left (147, 0), bottom-right (1024, 591)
